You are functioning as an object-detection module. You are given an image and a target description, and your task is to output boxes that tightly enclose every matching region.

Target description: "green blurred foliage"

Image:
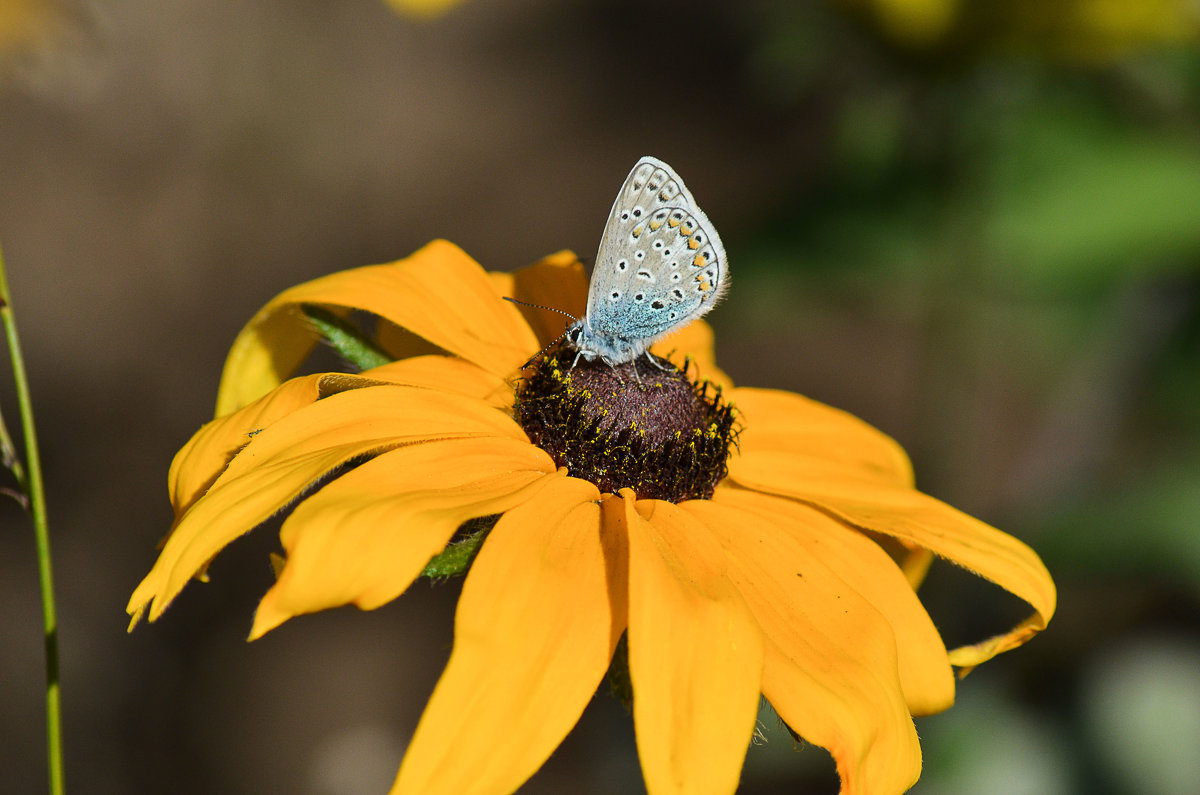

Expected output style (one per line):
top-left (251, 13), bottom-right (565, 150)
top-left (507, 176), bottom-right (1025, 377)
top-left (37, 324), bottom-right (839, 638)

top-left (734, 3), bottom-right (1200, 792)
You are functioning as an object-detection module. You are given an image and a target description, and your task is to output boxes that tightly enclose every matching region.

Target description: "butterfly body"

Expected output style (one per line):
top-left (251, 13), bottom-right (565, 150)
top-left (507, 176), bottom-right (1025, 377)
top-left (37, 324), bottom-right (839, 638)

top-left (568, 156), bottom-right (727, 366)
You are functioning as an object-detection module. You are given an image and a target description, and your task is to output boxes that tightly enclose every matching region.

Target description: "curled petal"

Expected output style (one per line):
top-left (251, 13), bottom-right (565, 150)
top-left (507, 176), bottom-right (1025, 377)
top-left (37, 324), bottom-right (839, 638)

top-left (727, 460), bottom-right (1056, 672)
top-left (250, 437), bottom-right (555, 638)
top-left (392, 474), bottom-right (620, 795)
top-left (216, 240), bottom-right (537, 415)
top-left (619, 494), bottom-right (764, 795)
top-left (129, 385), bottom-right (524, 626)
top-left (683, 498), bottom-right (922, 795)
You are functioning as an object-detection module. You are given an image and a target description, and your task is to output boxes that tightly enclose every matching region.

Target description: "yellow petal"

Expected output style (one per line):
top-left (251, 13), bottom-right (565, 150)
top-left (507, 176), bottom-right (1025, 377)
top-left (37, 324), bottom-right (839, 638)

top-left (897, 545), bottom-right (934, 590)
top-left (249, 436), bottom-right (556, 638)
top-left (168, 373), bottom-right (327, 519)
top-left (353, 355), bottom-right (515, 409)
top-left (129, 385), bottom-right (524, 626)
top-left (215, 240), bottom-right (538, 415)
top-left (713, 487), bottom-right (954, 716)
top-left (727, 460), bottom-right (1056, 671)
top-left (392, 474), bottom-right (621, 795)
top-left (619, 493), bottom-right (764, 795)
top-left (374, 318), bottom-right (447, 361)
top-left (650, 319), bottom-right (731, 389)
top-left (169, 356), bottom-right (512, 521)
top-left (500, 250), bottom-right (589, 347)
top-left (730, 387), bottom-right (914, 487)
top-left (683, 498), bottom-right (922, 794)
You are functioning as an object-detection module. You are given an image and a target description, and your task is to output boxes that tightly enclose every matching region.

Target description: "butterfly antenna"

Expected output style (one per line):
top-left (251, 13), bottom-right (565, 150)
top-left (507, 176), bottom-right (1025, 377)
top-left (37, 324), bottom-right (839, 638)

top-left (519, 330), bottom-right (573, 370)
top-left (503, 296), bottom-right (579, 370)
top-left (502, 296), bottom-right (579, 320)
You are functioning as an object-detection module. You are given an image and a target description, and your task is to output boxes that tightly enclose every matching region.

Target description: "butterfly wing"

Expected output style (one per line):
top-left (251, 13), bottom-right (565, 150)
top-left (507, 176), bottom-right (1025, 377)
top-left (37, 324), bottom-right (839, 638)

top-left (583, 156), bottom-right (727, 356)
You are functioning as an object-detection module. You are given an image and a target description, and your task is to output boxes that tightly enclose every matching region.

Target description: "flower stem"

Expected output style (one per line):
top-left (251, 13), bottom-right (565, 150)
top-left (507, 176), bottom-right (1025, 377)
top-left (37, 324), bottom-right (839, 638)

top-left (0, 241), bottom-right (64, 795)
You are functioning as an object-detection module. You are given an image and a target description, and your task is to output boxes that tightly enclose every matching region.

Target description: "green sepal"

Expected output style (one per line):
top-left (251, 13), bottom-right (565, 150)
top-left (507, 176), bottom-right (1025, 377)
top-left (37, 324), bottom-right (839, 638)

top-left (301, 304), bottom-right (393, 371)
top-left (604, 632), bottom-right (633, 712)
top-left (420, 515), bottom-right (498, 579)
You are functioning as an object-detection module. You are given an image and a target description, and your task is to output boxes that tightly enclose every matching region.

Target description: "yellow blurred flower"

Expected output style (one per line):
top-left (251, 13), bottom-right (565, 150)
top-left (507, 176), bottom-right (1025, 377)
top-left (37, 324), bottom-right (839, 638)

top-left (837, 0), bottom-right (1198, 60)
top-left (867, 0), bottom-right (962, 47)
top-left (129, 240), bottom-right (1055, 794)
top-left (0, 0), bottom-right (64, 60)
top-left (383, 0), bottom-right (467, 20)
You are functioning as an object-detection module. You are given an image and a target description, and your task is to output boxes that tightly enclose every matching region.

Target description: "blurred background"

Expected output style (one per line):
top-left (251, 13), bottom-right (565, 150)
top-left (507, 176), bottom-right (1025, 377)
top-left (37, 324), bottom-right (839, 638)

top-left (2, 0), bottom-right (1199, 792)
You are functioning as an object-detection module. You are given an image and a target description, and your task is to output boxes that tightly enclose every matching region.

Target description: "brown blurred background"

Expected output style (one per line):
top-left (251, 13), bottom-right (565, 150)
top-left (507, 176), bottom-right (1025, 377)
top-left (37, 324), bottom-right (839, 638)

top-left (3, 0), bottom-right (1200, 792)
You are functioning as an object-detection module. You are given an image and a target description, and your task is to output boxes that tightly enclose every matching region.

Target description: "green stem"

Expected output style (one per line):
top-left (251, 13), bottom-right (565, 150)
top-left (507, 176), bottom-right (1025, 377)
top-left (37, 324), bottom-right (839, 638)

top-left (0, 241), bottom-right (63, 795)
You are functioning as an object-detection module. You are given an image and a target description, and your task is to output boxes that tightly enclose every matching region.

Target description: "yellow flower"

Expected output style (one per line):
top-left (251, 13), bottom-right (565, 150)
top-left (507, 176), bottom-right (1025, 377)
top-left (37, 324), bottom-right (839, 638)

top-left (0, 0), bottom-right (69, 64)
top-left (128, 240), bottom-right (1055, 794)
top-left (383, 0), bottom-right (467, 19)
top-left (837, 0), bottom-right (1198, 60)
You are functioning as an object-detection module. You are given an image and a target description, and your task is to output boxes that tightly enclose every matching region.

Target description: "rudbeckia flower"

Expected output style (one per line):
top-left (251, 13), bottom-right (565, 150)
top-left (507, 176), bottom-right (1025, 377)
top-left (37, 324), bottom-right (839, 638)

top-left (128, 239), bottom-right (1055, 794)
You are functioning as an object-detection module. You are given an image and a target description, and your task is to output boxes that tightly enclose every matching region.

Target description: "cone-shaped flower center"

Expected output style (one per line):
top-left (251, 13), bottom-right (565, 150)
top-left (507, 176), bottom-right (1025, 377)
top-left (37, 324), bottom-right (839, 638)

top-left (514, 346), bottom-right (737, 502)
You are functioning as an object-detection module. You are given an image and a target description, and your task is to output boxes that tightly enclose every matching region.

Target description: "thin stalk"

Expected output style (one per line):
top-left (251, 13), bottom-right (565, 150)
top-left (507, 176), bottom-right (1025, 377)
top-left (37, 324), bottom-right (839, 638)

top-left (0, 241), bottom-right (63, 795)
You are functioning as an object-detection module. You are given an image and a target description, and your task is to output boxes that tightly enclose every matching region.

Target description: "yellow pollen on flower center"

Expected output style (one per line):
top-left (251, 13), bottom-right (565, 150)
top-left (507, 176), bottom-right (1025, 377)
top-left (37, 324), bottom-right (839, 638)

top-left (512, 346), bottom-right (738, 502)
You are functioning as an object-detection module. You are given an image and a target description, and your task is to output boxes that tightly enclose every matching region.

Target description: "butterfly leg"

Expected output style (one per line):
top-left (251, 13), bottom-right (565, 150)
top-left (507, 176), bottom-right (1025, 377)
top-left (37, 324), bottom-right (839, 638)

top-left (647, 354), bottom-right (673, 372)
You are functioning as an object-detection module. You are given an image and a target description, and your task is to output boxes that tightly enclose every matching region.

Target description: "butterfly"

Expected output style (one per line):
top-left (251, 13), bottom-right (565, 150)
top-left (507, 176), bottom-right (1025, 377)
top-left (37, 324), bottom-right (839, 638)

top-left (564, 156), bottom-right (728, 366)
top-left (507, 156), bottom-right (728, 369)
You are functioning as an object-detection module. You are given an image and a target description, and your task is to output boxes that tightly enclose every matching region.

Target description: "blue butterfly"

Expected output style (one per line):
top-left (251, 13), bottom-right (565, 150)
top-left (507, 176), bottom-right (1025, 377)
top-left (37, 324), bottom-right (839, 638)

top-left (507, 157), bottom-right (727, 369)
top-left (565, 156), bottom-right (728, 366)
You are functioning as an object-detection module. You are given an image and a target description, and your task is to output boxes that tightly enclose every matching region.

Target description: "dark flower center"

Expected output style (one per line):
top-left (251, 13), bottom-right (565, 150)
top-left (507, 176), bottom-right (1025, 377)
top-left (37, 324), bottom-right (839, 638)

top-left (514, 344), bottom-right (737, 502)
